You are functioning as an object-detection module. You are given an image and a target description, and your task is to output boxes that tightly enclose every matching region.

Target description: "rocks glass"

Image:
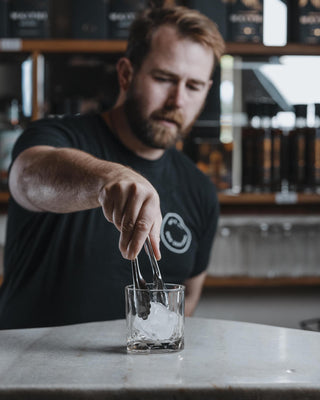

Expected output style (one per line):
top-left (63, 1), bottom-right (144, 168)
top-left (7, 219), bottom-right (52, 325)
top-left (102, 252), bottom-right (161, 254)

top-left (125, 284), bottom-right (185, 353)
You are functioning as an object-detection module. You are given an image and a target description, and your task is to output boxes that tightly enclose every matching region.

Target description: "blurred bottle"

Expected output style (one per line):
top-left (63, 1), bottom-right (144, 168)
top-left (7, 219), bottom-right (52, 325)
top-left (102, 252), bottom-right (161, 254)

top-left (0, 0), bottom-right (9, 38)
top-left (270, 104), bottom-right (283, 192)
top-left (290, 0), bottom-right (320, 44)
top-left (194, 139), bottom-right (232, 192)
top-left (256, 103), bottom-right (274, 192)
top-left (305, 105), bottom-right (316, 192)
top-left (0, 99), bottom-right (23, 190)
top-left (280, 127), bottom-right (291, 194)
top-left (314, 104), bottom-right (320, 193)
top-left (107, 0), bottom-right (146, 39)
top-left (196, 141), bottom-right (211, 175)
top-left (263, 0), bottom-right (288, 46)
top-left (226, 0), bottom-right (263, 43)
top-left (288, 105), bottom-right (308, 192)
top-left (241, 103), bottom-right (263, 192)
top-left (8, 0), bottom-right (50, 39)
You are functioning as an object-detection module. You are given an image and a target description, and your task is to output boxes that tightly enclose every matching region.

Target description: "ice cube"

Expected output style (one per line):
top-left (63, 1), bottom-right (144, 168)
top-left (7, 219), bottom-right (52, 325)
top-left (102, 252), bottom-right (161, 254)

top-left (133, 302), bottom-right (179, 341)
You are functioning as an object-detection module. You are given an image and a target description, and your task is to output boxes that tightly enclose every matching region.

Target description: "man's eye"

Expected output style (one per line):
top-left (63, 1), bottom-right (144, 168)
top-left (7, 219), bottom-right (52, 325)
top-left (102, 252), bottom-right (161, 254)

top-left (155, 76), bottom-right (169, 82)
top-left (187, 84), bottom-right (201, 91)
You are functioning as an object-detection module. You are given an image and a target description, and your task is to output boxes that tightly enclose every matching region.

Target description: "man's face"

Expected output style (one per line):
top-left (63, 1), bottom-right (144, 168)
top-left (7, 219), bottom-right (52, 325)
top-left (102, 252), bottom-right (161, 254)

top-left (124, 25), bottom-right (214, 149)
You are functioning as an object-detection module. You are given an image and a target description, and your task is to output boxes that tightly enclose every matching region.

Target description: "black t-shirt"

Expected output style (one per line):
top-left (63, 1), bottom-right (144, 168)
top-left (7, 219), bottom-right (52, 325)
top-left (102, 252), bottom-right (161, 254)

top-left (0, 113), bottom-right (219, 329)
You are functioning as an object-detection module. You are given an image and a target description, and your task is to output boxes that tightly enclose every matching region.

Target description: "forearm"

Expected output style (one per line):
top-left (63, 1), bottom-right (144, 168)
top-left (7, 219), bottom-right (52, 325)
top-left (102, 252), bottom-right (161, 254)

top-left (9, 146), bottom-right (111, 213)
top-left (185, 295), bottom-right (200, 317)
top-left (184, 271), bottom-right (207, 316)
top-left (9, 145), bottom-right (162, 260)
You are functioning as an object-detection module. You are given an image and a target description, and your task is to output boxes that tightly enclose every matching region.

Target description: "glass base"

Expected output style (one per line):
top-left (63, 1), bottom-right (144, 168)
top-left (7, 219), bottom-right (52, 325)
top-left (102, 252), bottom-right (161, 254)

top-left (127, 338), bottom-right (184, 354)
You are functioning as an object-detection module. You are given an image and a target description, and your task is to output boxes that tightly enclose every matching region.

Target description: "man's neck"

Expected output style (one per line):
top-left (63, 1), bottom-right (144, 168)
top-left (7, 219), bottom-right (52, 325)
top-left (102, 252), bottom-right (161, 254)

top-left (101, 106), bottom-right (165, 161)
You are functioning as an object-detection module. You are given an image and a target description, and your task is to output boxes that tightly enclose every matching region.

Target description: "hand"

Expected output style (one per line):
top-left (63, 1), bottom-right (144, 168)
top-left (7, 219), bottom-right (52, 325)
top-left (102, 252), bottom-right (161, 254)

top-left (98, 164), bottom-right (162, 260)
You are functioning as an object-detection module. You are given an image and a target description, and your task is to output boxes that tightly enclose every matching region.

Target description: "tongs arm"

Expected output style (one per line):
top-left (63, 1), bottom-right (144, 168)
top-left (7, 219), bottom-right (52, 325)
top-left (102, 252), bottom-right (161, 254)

top-left (131, 258), bottom-right (150, 319)
top-left (144, 236), bottom-right (168, 306)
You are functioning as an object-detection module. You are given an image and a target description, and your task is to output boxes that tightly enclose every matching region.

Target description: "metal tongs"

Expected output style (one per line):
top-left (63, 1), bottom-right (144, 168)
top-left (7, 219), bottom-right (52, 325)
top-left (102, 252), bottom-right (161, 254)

top-left (131, 236), bottom-right (168, 320)
top-left (131, 257), bottom-right (150, 320)
top-left (144, 236), bottom-right (167, 305)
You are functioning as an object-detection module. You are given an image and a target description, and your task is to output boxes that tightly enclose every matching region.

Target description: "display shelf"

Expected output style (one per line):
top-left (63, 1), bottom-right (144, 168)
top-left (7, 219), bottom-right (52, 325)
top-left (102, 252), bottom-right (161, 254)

top-left (0, 192), bottom-right (9, 204)
top-left (2, 274), bottom-right (320, 289)
top-left (225, 42), bottom-right (320, 56)
top-left (218, 192), bottom-right (320, 205)
top-left (0, 39), bottom-right (127, 53)
top-left (204, 276), bottom-right (320, 288)
top-left (0, 39), bottom-right (319, 55)
top-left (1, 192), bottom-right (320, 206)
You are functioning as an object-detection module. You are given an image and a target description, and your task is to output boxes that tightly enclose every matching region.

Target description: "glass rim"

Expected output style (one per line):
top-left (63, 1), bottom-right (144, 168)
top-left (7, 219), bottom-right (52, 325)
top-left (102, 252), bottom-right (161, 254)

top-left (125, 283), bottom-right (185, 292)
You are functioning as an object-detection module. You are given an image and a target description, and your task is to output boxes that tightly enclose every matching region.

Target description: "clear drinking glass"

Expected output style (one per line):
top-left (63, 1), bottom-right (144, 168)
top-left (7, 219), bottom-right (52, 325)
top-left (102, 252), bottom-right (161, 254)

top-left (125, 284), bottom-right (185, 353)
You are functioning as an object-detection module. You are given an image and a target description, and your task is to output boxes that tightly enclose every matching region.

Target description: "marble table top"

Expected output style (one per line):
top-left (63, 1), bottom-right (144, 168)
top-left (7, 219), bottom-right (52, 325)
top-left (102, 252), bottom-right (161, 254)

top-left (0, 317), bottom-right (319, 399)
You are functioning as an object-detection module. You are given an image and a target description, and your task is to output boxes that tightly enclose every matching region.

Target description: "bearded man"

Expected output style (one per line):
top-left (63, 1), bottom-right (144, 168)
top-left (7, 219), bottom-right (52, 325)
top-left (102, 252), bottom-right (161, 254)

top-left (0, 5), bottom-right (225, 329)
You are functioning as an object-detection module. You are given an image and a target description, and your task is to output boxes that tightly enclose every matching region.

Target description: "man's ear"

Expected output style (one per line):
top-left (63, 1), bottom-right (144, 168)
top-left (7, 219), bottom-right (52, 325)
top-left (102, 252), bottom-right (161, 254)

top-left (116, 58), bottom-right (134, 92)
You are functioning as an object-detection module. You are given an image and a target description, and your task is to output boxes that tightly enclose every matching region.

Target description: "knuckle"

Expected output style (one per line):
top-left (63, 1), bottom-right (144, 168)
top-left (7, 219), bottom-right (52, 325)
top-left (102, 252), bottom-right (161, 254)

top-left (135, 219), bottom-right (150, 233)
top-left (150, 190), bottom-right (160, 204)
top-left (143, 187), bottom-right (159, 204)
top-left (119, 243), bottom-right (128, 258)
top-left (134, 182), bottom-right (147, 196)
top-left (111, 182), bottom-right (122, 194)
top-left (128, 184), bottom-right (140, 201)
top-left (130, 181), bottom-right (139, 193)
top-left (113, 212), bottom-right (122, 229)
top-left (98, 187), bottom-right (107, 205)
top-left (122, 219), bottom-right (135, 233)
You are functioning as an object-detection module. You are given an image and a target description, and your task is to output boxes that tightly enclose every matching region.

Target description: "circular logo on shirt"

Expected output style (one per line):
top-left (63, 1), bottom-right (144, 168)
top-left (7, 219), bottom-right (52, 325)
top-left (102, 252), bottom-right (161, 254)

top-left (160, 212), bottom-right (192, 254)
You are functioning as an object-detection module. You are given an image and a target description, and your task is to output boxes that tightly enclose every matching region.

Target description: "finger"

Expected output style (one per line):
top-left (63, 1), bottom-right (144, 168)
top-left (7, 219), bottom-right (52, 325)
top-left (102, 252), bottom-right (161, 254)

top-left (125, 197), bottom-right (162, 260)
top-left (149, 217), bottom-right (162, 260)
top-left (125, 198), bottom-right (158, 259)
top-left (126, 215), bottom-right (152, 260)
top-left (119, 193), bottom-right (145, 257)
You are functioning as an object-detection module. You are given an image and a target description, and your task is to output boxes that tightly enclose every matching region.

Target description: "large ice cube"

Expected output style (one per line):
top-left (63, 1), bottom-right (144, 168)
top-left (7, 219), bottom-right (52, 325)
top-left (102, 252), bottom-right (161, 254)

top-left (133, 302), bottom-right (179, 341)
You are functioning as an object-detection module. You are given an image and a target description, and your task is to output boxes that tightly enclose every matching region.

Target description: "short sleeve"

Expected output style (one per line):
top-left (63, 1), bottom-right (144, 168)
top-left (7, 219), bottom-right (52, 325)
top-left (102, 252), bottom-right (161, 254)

top-left (12, 117), bottom-right (75, 165)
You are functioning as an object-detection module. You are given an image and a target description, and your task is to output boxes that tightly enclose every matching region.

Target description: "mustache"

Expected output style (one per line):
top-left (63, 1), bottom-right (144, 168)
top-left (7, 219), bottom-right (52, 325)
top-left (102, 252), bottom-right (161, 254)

top-left (150, 109), bottom-right (183, 128)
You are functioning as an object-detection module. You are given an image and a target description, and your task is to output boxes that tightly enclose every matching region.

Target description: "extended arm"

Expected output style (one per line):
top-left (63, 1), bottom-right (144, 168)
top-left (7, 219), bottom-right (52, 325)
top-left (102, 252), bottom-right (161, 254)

top-left (9, 145), bottom-right (162, 260)
top-left (183, 270), bottom-right (207, 316)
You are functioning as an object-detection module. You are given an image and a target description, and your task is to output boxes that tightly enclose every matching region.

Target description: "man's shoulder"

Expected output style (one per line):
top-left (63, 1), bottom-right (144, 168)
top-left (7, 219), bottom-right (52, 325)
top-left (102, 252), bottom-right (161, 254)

top-left (29, 113), bottom-right (100, 130)
top-left (23, 113), bottom-right (108, 145)
top-left (14, 113), bottom-right (108, 157)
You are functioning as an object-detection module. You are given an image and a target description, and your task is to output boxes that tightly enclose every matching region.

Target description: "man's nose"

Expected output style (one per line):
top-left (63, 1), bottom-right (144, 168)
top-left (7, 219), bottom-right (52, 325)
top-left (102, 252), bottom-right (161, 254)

top-left (166, 83), bottom-right (186, 109)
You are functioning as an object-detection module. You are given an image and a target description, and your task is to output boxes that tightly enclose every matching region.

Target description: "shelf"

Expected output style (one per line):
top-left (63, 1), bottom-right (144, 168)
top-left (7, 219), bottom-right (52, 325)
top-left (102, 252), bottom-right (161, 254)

top-left (2, 274), bottom-right (320, 289)
top-left (205, 276), bottom-right (320, 288)
top-left (218, 192), bottom-right (320, 205)
top-left (0, 39), bottom-right (319, 55)
top-left (1, 192), bottom-right (320, 206)
top-left (0, 39), bottom-right (127, 53)
top-left (24, 39), bottom-right (128, 53)
top-left (0, 192), bottom-right (9, 204)
top-left (225, 42), bottom-right (320, 56)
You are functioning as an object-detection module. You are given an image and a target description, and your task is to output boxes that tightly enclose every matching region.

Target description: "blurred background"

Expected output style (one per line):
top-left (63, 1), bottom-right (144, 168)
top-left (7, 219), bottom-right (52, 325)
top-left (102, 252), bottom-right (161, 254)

top-left (1, 0), bottom-right (320, 330)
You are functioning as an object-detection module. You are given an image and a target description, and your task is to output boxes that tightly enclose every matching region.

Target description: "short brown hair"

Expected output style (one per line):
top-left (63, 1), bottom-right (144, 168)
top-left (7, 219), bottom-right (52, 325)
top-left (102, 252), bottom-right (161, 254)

top-left (125, 6), bottom-right (225, 73)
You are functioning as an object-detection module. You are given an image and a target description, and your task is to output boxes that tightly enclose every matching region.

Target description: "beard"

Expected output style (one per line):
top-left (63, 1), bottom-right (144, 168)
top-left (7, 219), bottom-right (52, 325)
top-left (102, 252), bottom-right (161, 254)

top-left (124, 82), bottom-right (203, 150)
